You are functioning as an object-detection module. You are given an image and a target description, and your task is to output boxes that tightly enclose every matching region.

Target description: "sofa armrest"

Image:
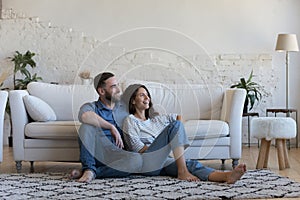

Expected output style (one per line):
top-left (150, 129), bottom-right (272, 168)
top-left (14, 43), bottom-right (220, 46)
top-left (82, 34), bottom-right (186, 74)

top-left (0, 91), bottom-right (8, 162)
top-left (9, 90), bottom-right (29, 161)
top-left (220, 88), bottom-right (246, 158)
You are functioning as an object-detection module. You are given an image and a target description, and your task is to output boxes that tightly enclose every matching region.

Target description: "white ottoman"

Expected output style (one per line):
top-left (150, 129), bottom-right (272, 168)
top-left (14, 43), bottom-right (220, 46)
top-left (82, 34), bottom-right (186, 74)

top-left (251, 117), bottom-right (296, 170)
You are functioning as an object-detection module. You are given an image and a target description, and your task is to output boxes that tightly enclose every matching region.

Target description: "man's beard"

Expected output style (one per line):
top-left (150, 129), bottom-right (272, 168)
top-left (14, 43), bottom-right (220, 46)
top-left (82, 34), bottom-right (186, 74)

top-left (105, 92), bottom-right (121, 103)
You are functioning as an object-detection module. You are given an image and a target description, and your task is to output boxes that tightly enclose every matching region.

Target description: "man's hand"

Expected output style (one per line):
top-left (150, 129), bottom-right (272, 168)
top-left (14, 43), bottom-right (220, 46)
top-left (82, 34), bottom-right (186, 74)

top-left (110, 125), bottom-right (124, 149)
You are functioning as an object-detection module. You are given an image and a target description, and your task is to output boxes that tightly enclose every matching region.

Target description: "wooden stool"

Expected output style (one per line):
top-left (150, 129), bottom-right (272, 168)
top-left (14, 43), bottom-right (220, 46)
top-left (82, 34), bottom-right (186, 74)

top-left (251, 117), bottom-right (296, 170)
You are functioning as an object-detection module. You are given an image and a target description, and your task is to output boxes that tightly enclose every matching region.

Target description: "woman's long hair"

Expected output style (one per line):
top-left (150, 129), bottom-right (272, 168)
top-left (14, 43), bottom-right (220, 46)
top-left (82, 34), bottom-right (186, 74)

top-left (128, 85), bottom-right (153, 119)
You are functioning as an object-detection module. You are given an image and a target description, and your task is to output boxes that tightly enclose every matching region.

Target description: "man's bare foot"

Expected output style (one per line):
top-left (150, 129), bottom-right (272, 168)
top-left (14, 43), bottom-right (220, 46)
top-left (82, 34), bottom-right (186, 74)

top-left (227, 163), bottom-right (247, 184)
top-left (78, 170), bottom-right (95, 183)
top-left (69, 169), bottom-right (82, 179)
top-left (178, 171), bottom-right (200, 182)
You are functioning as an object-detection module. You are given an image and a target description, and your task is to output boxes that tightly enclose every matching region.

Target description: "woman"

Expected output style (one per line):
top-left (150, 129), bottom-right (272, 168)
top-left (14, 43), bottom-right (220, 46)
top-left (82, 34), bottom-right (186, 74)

top-left (122, 84), bottom-right (246, 183)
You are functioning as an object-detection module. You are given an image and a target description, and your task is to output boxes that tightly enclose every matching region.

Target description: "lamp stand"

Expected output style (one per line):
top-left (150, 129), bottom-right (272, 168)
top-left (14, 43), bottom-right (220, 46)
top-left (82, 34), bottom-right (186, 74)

top-left (285, 51), bottom-right (290, 117)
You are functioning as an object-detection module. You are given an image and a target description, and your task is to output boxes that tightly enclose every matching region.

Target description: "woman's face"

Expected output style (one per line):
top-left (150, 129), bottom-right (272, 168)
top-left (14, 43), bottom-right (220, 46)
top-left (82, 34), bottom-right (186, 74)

top-left (132, 87), bottom-right (151, 111)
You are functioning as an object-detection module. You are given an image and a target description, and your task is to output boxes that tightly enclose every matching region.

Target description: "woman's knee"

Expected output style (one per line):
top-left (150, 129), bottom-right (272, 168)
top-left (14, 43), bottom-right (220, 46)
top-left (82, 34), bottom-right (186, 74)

top-left (168, 120), bottom-right (185, 137)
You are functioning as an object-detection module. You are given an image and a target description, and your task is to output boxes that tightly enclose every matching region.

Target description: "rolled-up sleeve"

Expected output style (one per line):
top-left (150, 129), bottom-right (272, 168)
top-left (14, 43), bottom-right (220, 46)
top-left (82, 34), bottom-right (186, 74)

top-left (78, 102), bottom-right (95, 123)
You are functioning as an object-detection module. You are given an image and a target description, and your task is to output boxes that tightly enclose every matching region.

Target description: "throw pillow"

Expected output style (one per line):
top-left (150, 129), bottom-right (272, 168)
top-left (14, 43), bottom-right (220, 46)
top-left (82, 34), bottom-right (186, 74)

top-left (23, 95), bottom-right (57, 122)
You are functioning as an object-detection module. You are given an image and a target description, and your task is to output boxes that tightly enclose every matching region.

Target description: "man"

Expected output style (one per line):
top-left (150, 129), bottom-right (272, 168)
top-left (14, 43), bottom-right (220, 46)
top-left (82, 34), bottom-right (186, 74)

top-left (71, 72), bottom-right (142, 182)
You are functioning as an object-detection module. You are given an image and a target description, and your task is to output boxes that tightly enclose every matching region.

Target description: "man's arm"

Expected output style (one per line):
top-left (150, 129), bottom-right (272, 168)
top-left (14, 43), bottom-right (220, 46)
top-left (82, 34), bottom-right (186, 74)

top-left (80, 109), bottom-right (124, 148)
top-left (81, 111), bottom-right (112, 128)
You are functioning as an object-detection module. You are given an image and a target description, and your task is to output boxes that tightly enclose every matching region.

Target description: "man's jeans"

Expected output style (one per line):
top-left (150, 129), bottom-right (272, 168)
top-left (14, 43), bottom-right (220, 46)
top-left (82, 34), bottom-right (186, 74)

top-left (78, 124), bottom-right (142, 178)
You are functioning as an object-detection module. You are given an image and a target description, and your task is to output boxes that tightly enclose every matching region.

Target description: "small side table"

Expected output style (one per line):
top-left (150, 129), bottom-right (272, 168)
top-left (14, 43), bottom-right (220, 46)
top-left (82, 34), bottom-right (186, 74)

top-left (266, 108), bottom-right (298, 148)
top-left (243, 112), bottom-right (259, 147)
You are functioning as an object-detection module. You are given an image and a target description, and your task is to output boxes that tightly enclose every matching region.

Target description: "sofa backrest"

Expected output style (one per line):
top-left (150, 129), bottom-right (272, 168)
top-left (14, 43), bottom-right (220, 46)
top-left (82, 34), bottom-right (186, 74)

top-left (27, 82), bottom-right (98, 121)
top-left (27, 80), bottom-right (225, 121)
top-left (122, 80), bottom-right (224, 120)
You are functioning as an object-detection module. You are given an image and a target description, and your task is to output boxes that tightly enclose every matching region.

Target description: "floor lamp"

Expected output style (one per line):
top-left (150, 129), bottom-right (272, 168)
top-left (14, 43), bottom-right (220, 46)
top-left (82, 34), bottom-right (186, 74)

top-left (275, 34), bottom-right (299, 113)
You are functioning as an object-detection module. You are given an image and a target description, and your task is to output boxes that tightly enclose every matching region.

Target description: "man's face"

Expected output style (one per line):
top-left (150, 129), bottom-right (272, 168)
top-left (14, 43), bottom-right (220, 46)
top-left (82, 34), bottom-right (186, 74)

top-left (101, 76), bottom-right (121, 103)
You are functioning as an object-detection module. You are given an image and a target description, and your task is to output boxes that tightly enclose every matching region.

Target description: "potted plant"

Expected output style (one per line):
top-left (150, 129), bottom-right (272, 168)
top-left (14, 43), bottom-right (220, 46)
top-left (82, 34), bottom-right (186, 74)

top-left (5, 50), bottom-right (42, 146)
top-left (230, 70), bottom-right (262, 113)
top-left (11, 50), bottom-right (42, 89)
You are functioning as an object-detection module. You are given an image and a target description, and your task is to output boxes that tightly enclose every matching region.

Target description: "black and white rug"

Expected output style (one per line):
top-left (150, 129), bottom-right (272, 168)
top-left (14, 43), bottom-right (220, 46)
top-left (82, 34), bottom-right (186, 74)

top-left (0, 169), bottom-right (299, 199)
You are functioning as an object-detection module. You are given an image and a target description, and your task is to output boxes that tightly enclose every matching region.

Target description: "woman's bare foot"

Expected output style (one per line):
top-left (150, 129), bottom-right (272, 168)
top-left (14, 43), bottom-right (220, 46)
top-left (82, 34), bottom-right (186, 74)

top-left (227, 163), bottom-right (247, 184)
top-left (69, 169), bottom-right (82, 179)
top-left (78, 170), bottom-right (95, 183)
top-left (178, 171), bottom-right (200, 182)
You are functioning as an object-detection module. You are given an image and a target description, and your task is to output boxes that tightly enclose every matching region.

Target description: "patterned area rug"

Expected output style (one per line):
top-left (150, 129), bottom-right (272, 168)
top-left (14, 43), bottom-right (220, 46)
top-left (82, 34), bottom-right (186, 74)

top-left (0, 169), bottom-right (299, 199)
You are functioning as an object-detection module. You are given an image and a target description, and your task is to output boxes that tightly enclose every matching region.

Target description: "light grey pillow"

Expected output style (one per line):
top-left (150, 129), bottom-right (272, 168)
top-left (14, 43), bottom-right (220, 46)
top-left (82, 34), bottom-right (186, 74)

top-left (23, 95), bottom-right (56, 122)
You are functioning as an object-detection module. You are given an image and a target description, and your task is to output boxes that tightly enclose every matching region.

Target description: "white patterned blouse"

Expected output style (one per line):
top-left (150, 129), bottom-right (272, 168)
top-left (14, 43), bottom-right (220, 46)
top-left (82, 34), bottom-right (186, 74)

top-left (123, 114), bottom-right (177, 152)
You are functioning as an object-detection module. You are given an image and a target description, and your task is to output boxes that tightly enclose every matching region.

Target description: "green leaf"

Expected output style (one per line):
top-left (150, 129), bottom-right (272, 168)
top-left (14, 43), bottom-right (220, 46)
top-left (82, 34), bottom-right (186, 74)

top-left (230, 70), bottom-right (262, 111)
top-left (10, 50), bottom-right (42, 89)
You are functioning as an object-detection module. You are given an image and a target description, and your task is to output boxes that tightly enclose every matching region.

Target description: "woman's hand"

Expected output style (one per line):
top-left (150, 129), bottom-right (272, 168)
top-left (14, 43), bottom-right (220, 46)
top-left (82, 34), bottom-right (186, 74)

top-left (110, 125), bottom-right (124, 149)
top-left (138, 145), bottom-right (148, 153)
top-left (176, 115), bottom-right (182, 121)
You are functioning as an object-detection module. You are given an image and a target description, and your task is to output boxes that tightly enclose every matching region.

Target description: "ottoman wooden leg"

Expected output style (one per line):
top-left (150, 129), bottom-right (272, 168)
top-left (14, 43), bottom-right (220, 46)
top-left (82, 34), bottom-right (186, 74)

top-left (263, 139), bottom-right (271, 168)
top-left (256, 138), bottom-right (271, 169)
top-left (276, 139), bottom-right (287, 170)
top-left (277, 139), bottom-right (291, 169)
top-left (282, 139), bottom-right (290, 168)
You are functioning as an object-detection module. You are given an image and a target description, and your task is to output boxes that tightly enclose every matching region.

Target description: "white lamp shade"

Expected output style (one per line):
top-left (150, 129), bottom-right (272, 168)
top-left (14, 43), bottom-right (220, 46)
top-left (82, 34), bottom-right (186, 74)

top-left (275, 34), bottom-right (299, 52)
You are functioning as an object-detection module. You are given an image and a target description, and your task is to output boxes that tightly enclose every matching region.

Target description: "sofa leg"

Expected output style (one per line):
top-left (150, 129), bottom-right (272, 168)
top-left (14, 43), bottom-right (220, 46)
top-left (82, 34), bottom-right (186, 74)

top-left (30, 161), bottom-right (34, 173)
top-left (232, 159), bottom-right (239, 168)
top-left (220, 159), bottom-right (226, 170)
top-left (16, 161), bottom-right (22, 173)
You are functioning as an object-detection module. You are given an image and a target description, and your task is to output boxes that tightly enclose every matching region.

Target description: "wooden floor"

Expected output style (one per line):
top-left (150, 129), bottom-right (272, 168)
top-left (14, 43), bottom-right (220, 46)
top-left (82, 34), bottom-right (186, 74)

top-left (0, 145), bottom-right (299, 199)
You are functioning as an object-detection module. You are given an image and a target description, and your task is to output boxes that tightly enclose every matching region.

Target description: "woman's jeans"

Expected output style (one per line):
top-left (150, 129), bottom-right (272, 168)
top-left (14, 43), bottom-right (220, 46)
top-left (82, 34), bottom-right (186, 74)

top-left (141, 121), bottom-right (215, 181)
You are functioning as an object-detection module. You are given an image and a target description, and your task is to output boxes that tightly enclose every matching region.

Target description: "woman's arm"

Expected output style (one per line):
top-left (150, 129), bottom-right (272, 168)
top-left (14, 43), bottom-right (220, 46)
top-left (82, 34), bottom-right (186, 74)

top-left (123, 117), bottom-right (147, 153)
top-left (176, 115), bottom-right (182, 121)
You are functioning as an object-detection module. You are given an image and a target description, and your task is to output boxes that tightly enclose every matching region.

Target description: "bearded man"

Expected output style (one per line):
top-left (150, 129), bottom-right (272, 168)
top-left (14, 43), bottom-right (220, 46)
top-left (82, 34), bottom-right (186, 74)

top-left (71, 72), bottom-right (142, 182)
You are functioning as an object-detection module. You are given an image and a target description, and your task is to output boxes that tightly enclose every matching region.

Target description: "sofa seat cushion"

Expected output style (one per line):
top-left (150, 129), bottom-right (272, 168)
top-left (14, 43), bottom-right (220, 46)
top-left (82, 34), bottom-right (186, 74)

top-left (25, 121), bottom-right (81, 139)
top-left (184, 120), bottom-right (229, 140)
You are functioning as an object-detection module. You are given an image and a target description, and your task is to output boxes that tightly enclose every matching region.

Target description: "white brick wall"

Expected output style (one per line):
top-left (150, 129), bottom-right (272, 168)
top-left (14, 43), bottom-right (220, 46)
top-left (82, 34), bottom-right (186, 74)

top-left (0, 9), bottom-right (278, 145)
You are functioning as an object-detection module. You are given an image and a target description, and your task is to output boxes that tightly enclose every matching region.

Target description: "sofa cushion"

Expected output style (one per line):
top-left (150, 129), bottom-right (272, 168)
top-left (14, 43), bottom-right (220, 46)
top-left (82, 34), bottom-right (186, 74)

top-left (27, 82), bottom-right (98, 121)
top-left (23, 95), bottom-right (57, 122)
top-left (184, 120), bottom-right (229, 140)
top-left (25, 121), bottom-right (81, 139)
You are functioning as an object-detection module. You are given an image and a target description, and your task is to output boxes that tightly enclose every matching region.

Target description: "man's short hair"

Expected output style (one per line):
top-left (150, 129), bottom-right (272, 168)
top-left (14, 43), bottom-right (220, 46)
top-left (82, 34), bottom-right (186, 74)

top-left (94, 72), bottom-right (115, 90)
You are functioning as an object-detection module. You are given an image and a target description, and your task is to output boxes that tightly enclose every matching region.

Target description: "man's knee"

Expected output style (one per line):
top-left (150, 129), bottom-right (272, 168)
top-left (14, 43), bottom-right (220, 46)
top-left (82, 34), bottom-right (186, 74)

top-left (78, 124), bottom-right (96, 137)
top-left (78, 124), bottom-right (99, 149)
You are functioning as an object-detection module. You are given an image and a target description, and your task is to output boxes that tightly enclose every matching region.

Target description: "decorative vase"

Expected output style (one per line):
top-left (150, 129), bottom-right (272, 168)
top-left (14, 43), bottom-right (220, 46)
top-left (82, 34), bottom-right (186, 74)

top-left (81, 78), bottom-right (93, 85)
